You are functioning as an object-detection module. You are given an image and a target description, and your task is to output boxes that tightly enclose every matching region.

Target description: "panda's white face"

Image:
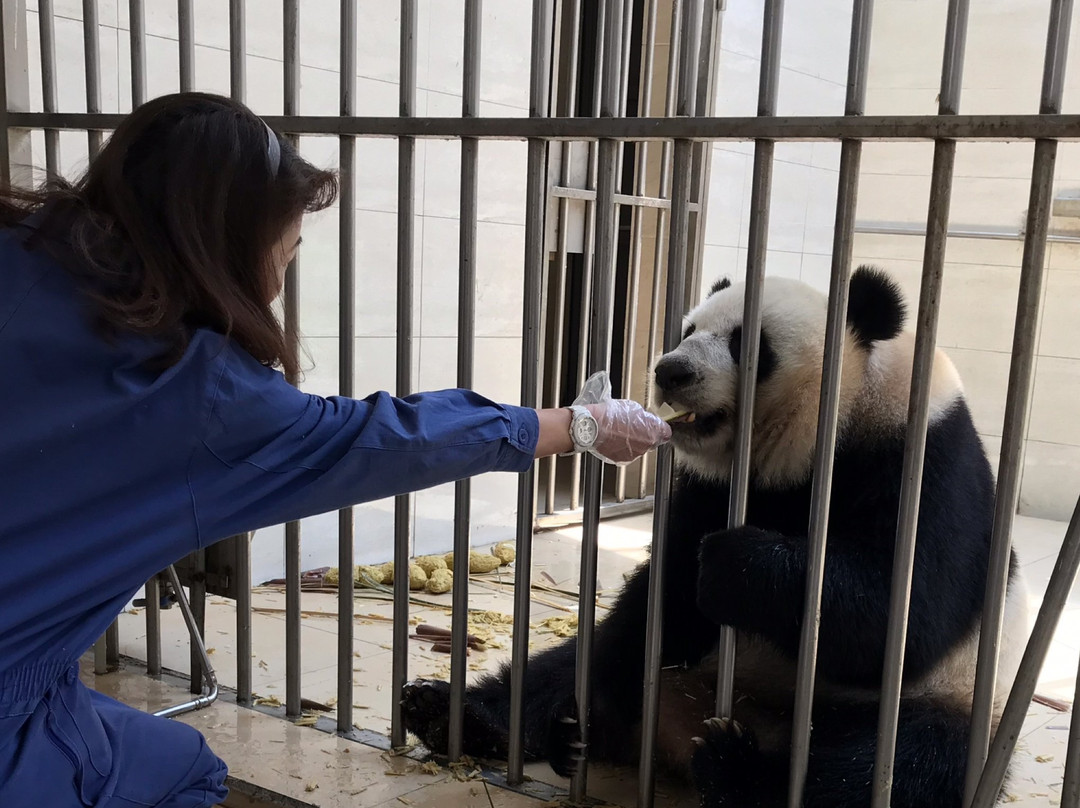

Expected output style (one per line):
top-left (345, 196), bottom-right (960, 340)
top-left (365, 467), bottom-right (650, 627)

top-left (651, 277), bottom-right (837, 486)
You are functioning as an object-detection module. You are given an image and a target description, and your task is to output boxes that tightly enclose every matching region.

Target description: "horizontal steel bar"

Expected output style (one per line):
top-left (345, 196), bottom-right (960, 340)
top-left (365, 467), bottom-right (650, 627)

top-left (550, 183), bottom-right (701, 211)
top-left (856, 221), bottom-right (1080, 243)
top-left (13, 112), bottom-right (1080, 142)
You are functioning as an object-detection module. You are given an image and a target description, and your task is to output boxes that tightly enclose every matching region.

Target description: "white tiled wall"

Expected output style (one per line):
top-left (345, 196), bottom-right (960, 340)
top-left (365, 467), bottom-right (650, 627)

top-left (17, 0), bottom-right (535, 582)
top-left (701, 0), bottom-right (1080, 521)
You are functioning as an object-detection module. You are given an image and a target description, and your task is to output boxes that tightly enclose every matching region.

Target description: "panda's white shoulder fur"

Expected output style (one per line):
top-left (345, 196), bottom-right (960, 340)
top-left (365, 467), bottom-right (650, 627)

top-left (846, 330), bottom-right (965, 437)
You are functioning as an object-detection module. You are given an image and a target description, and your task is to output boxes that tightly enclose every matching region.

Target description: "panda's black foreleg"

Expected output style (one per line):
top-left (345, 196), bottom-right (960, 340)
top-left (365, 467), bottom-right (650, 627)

top-left (695, 525), bottom-right (904, 684)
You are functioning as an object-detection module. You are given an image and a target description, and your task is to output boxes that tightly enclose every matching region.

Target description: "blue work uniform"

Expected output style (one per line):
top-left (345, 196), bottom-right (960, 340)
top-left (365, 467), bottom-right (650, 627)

top-left (0, 223), bottom-right (539, 807)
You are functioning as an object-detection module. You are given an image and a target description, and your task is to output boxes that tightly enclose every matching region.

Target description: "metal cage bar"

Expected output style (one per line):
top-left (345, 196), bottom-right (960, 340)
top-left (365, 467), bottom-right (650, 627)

top-left (871, 0), bottom-right (970, 803)
top-left (1065, 650), bottom-right (1080, 808)
top-left (543, 0), bottom-right (581, 517)
top-left (38, 0), bottom-right (58, 177)
top-left (717, 0), bottom-right (783, 717)
top-left (786, 1), bottom-right (874, 804)
top-left (569, 0), bottom-right (623, 800)
top-left (282, 0), bottom-right (302, 720)
top-left (970, 494), bottom-right (1080, 807)
top-left (508, 0), bottom-right (553, 783)
top-left (637, 3), bottom-right (697, 803)
top-left (336, 0), bottom-right (358, 736)
top-left (963, 0), bottom-right (1074, 802)
top-left (447, 0), bottom-right (482, 763)
top-left (82, 0), bottom-right (102, 158)
top-left (0, 0), bottom-right (9, 185)
top-left (389, 0), bottom-right (418, 750)
top-left (228, 0), bottom-right (254, 710)
top-left (128, 0), bottom-right (146, 106)
top-left (178, 0), bottom-right (194, 92)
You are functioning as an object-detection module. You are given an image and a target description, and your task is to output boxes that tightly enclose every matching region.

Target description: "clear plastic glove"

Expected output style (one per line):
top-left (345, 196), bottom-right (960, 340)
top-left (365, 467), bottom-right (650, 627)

top-left (572, 371), bottom-right (672, 465)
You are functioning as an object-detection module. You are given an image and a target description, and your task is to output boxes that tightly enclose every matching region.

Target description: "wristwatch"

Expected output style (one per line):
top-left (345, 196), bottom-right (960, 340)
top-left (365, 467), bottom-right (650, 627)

top-left (565, 405), bottom-right (599, 454)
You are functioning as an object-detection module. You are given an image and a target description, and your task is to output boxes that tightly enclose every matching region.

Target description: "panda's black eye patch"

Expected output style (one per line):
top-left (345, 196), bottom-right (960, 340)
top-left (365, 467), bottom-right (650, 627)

top-left (682, 322), bottom-right (696, 341)
top-left (728, 326), bottom-right (776, 382)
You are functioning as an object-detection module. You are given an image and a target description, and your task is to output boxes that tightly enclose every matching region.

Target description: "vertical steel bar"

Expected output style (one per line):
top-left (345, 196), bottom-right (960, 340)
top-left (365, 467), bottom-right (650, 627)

top-left (638, 4), bottom-right (695, 801)
top-left (129, 0), bottom-right (146, 106)
top-left (389, 0), bottom-right (417, 750)
top-left (189, 548), bottom-right (206, 692)
top-left (569, 0), bottom-right (606, 514)
top-left (336, 0), bottom-right (357, 735)
top-left (871, 1), bottom-right (969, 803)
top-left (227, 0), bottom-right (253, 709)
top-left (717, 0), bottom-right (782, 718)
top-left (82, 0), bottom-right (102, 158)
top-left (569, 1), bottom-right (622, 801)
top-left (105, 621), bottom-right (119, 668)
top-left (507, 0), bottom-right (552, 783)
top-left (282, 0), bottom-right (302, 720)
top-left (0, 0), bottom-right (9, 186)
top-left (786, 3), bottom-right (874, 805)
top-left (1064, 649), bottom-right (1080, 808)
top-left (615, 0), bottom-right (659, 506)
top-left (38, 0), bottom-right (58, 177)
top-left (640, 0), bottom-right (682, 502)
top-left (447, 0), bottom-right (481, 763)
top-left (970, 494), bottom-right (1080, 808)
top-left (145, 576), bottom-right (161, 676)
top-left (178, 0), bottom-right (194, 92)
top-left (544, 0), bottom-right (581, 516)
top-left (964, 1), bottom-right (1073, 801)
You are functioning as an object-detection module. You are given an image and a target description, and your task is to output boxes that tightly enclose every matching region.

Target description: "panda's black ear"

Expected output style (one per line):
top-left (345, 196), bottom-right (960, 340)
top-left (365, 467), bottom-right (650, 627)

top-left (708, 277), bottom-right (731, 296)
top-left (847, 265), bottom-right (906, 348)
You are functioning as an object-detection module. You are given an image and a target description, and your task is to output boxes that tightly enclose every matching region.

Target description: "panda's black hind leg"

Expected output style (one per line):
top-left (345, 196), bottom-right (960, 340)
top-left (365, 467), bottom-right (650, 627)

top-left (690, 717), bottom-right (783, 808)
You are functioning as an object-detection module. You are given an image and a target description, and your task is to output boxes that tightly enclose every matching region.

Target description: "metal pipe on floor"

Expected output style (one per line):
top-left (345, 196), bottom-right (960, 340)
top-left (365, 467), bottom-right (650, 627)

top-left (390, 0), bottom-right (418, 750)
top-left (154, 566), bottom-right (219, 719)
top-left (508, 0), bottom-right (553, 784)
top-left (336, 0), bottom-right (358, 736)
top-left (786, 2), bottom-right (874, 805)
top-left (717, 0), bottom-right (782, 718)
top-left (282, 0), bottom-right (302, 720)
top-left (638, 4), bottom-right (696, 801)
top-left (969, 494), bottom-right (1080, 808)
top-left (447, 0), bottom-right (482, 763)
top-left (964, 1), bottom-right (1073, 802)
top-left (871, 1), bottom-right (969, 803)
top-left (569, 0), bottom-right (623, 800)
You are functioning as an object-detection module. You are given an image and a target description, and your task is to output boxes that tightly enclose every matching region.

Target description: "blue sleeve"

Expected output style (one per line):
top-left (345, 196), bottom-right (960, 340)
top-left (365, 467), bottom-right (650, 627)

top-left (187, 343), bottom-right (539, 545)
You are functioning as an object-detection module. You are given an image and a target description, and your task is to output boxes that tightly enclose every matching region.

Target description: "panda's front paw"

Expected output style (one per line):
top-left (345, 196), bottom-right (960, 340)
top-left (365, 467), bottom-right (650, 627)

top-left (546, 695), bottom-right (585, 779)
top-left (401, 679), bottom-right (452, 754)
top-left (691, 717), bottom-right (759, 807)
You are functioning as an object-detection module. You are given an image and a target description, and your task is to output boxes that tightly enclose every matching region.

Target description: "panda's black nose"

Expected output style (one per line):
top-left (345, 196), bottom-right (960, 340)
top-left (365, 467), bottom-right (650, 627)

top-left (654, 355), bottom-right (697, 392)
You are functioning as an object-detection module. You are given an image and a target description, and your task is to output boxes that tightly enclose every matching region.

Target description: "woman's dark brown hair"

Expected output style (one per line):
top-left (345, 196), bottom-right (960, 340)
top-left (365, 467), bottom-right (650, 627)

top-left (0, 92), bottom-right (337, 377)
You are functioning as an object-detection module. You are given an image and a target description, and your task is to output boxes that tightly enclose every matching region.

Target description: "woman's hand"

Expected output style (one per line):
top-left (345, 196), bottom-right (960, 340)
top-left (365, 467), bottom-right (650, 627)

top-left (584, 400), bottom-right (671, 465)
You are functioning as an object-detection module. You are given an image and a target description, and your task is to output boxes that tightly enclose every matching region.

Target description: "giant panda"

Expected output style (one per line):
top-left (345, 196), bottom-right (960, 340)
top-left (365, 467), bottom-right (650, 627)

top-left (401, 265), bottom-right (1030, 808)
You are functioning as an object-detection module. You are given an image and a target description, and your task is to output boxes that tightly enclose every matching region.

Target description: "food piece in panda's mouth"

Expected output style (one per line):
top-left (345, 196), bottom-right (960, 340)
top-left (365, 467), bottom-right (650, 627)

top-left (656, 402), bottom-right (698, 424)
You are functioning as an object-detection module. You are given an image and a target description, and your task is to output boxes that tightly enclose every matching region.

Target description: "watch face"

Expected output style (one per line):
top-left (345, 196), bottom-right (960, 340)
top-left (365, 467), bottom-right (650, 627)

top-left (574, 416), bottom-right (599, 447)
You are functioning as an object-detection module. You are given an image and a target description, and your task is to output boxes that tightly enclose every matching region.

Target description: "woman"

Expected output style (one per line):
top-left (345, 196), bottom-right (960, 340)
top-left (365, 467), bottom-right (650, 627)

top-left (0, 93), bottom-right (670, 808)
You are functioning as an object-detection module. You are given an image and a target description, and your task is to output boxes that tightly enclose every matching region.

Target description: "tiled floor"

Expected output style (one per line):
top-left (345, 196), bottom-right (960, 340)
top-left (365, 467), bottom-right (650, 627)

top-left (100, 512), bottom-right (1077, 807)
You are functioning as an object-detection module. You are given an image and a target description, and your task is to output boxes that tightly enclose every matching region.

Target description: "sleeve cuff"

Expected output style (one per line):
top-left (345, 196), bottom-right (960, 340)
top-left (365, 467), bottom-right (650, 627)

top-left (495, 405), bottom-right (540, 473)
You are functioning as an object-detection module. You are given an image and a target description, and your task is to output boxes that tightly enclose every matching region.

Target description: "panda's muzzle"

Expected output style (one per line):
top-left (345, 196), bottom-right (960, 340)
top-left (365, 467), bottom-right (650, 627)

top-left (653, 355), bottom-right (729, 435)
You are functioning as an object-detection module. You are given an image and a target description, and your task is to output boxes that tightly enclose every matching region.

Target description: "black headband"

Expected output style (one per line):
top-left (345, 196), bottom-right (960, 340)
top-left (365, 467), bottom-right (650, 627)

top-left (264, 121), bottom-right (280, 176)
